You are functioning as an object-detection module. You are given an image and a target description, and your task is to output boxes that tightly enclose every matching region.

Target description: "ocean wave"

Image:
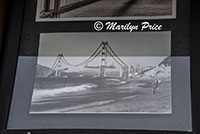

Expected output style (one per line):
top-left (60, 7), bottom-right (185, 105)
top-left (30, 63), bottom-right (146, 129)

top-left (32, 83), bottom-right (97, 101)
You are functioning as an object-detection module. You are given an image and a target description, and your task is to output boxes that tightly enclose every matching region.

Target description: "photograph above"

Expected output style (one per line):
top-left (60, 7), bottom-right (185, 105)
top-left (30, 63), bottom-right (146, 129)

top-left (36, 0), bottom-right (176, 21)
top-left (30, 32), bottom-right (172, 114)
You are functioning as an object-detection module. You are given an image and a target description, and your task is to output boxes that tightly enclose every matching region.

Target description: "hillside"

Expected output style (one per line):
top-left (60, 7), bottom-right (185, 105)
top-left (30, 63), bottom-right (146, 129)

top-left (158, 57), bottom-right (171, 67)
top-left (141, 57), bottom-right (171, 79)
top-left (36, 64), bottom-right (92, 78)
top-left (36, 64), bottom-right (53, 78)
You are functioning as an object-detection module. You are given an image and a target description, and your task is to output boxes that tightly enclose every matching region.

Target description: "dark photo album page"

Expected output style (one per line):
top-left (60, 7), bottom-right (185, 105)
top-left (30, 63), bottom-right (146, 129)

top-left (6, 0), bottom-right (192, 132)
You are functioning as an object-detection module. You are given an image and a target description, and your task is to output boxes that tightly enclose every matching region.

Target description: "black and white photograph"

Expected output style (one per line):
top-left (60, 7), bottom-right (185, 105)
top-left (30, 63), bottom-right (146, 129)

top-left (30, 32), bottom-right (171, 114)
top-left (36, 0), bottom-right (176, 21)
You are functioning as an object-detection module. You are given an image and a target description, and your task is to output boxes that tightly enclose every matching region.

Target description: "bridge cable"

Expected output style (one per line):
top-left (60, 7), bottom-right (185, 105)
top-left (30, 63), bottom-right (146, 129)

top-left (61, 50), bottom-right (101, 67)
top-left (106, 49), bottom-right (124, 68)
top-left (107, 43), bottom-right (128, 67)
top-left (50, 56), bottom-right (59, 70)
top-left (60, 43), bottom-right (103, 66)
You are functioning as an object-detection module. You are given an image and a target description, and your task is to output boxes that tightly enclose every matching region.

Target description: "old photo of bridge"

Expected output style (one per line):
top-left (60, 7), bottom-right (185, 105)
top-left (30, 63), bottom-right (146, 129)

top-left (36, 0), bottom-right (176, 21)
top-left (30, 32), bottom-right (172, 114)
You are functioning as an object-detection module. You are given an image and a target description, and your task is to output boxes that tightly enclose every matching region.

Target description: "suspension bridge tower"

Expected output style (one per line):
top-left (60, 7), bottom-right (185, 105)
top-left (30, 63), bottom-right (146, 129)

top-left (55, 54), bottom-right (62, 77)
top-left (100, 41), bottom-right (108, 77)
top-left (83, 41), bottom-right (129, 79)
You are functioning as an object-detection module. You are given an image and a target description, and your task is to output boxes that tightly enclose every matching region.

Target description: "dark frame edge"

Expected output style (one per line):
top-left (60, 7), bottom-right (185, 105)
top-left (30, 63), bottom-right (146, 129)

top-left (191, 0), bottom-right (200, 134)
top-left (0, 0), bottom-right (26, 132)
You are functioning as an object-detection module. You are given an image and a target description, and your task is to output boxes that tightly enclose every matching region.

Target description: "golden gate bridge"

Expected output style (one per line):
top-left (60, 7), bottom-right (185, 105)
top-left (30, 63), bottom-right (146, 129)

top-left (46, 41), bottom-right (130, 79)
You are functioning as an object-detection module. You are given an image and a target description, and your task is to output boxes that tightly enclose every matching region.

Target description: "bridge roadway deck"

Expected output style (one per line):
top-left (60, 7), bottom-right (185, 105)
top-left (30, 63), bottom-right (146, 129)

top-left (60, 0), bottom-right (172, 18)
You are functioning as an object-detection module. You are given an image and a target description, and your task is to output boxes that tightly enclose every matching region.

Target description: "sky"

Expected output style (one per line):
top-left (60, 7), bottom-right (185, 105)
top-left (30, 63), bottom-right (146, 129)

top-left (38, 32), bottom-right (171, 57)
top-left (37, 32), bottom-right (170, 71)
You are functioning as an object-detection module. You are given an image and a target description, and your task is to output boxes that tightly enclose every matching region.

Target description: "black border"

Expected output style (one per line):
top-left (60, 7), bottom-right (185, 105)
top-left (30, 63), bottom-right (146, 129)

top-left (0, 0), bottom-right (198, 134)
top-left (191, 0), bottom-right (200, 134)
top-left (0, 0), bottom-right (26, 132)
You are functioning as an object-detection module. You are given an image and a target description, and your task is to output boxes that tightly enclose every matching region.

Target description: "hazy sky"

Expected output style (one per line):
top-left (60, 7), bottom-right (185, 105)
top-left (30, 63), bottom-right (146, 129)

top-left (39, 32), bottom-right (171, 56)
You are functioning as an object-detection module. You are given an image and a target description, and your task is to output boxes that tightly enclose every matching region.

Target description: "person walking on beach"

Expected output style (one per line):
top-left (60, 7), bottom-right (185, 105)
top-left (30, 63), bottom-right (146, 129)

top-left (150, 76), bottom-right (161, 95)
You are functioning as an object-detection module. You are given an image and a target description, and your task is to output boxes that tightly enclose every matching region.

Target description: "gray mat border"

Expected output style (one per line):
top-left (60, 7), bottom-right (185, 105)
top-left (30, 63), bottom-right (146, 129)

top-left (7, 56), bottom-right (192, 131)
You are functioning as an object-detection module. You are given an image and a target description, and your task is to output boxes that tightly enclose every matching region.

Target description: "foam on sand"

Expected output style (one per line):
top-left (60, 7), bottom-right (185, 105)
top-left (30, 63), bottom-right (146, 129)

top-left (32, 83), bottom-right (97, 102)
